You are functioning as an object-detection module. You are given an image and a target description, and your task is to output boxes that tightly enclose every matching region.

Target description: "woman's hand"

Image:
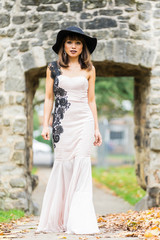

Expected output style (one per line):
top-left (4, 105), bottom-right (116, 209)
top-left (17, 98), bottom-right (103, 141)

top-left (41, 127), bottom-right (50, 140)
top-left (94, 129), bottom-right (102, 146)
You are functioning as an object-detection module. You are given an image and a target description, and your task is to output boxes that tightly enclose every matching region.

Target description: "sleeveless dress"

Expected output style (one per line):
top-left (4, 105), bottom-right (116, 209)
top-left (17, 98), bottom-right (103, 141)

top-left (36, 61), bottom-right (100, 234)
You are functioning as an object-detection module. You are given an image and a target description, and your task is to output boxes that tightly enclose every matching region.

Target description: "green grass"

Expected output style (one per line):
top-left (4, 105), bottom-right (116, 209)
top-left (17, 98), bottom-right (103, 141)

top-left (31, 166), bottom-right (38, 175)
top-left (92, 165), bottom-right (146, 205)
top-left (107, 154), bottom-right (134, 162)
top-left (0, 209), bottom-right (25, 223)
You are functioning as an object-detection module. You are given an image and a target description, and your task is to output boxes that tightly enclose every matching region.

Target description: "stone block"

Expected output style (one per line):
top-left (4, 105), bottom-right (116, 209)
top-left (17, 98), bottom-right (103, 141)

top-left (32, 47), bottom-right (46, 68)
top-left (9, 95), bottom-right (14, 105)
top-left (156, 3), bottom-right (160, 8)
top-left (141, 24), bottom-right (151, 32)
top-left (4, 1), bottom-right (14, 11)
top-left (42, 22), bottom-right (59, 32)
top-left (118, 16), bottom-right (130, 21)
top-left (139, 11), bottom-right (151, 22)
top-left (37, 5), bottom-right (55, 11)
top-left (29, 14), bottom-right (41, 24)
top-left (92, 41), bottom-right (106, 61)
top-left (0, 199), bottom-right (4, 210)
top-left (0, 164), bottom-right (16, 173)
top-left (61, 22), bottom-right (77, 29)
top-left (19, 27), bottom-right (25, 34)
top-left (19, 40), bottom-right (29, 52)
top-left (150, 97), bottom-right (160, 105)
top-left (70, 1), bottom-right (82, 12)
top-left (155, 55), bottom-right (160, 66)
top-left (5, 59), bottom-right (25, 92)
top-left (154, 10), bottom-right (160, 18)
top-left (125, 7), bottom-right (134, 12)
top-left (0, 94), bottom-right (5, 106)
top-left (91, 30), bottom-right (109, 40)
top-left (10, 190), bottom-right (26, 199)
top-left (14, 141), bottom-right (25, 150)
top-left (3, 105), bottom-right (25, 117)
top-left (7, 48), bottom-right (18, 57)
top-left (86, 18), bottom-right (117, 29)
top-left (148, 186), bottom-right (160, 198)
top-left (44, 48), bottom-right (56, 63)
top-left (0, 47), bottom-right (3, 61)
top-left (151, 69), bottom-right (160, 77)
top-left (16, 95), bottom-right (25, 104)
top-left (80, 12), bottom-right (92, 19)
top-left (27, 25), bottom-right (38, 32)
top-left (7, 28), bottom-right (16, 37)
top-left (154, 21), bottom-right (160, 29)
top-left (3, 119), bottom-right (10, 126)
top-left (85, 0), bottom-right (106, 9)
top-left (129, 23), bottom-right (139, 31)
top-left (9, 178), bottom-right (26, 188)
top-left (13, 118), bottom-right (27, 135)
top-left (0, 14), bottom-right (10, 28)
top-left (0, 190), bottom-right (6, 198)
top-left (12, 15), bottom-right (25, 24)
top-left (140, 48), bottom-right (156, 68)
top-left (41, 12), bottom-right (62, 22)
top-left (12, 151), bottom-right (25, 165)
top-left (115, 0), bottom-right (134, 6)
top-left (57, 3), bottom-right (68, 12)
top-left (112, 29), bottom-right (129, 38)
top-left (40, 0), bottom-right (61, 3)
top-left (150, 133), bottom-right (160, 150)
top-left (150, 118), bottom-right (160, 128)
top-left (137, 2), bottom-right (152, 11)
top-left (36, 32), bottom-right (48, 41)
top-left (21, 51), bottom-right (35, 72)
top-left (0, 147), bottom-right (10, 163)
top-left (21, 0), bottom-right (39, 5)
top-left (99, 9), bottom-right (123, 16)
top-left (31, 40), bottom-right (43, 47)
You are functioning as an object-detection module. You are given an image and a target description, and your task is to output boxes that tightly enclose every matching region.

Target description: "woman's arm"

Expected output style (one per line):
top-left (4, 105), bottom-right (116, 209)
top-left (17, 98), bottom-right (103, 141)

top-left (88, 66), bottom-right (102, 147)
top-left (41, 67), bottom-right (54, 140)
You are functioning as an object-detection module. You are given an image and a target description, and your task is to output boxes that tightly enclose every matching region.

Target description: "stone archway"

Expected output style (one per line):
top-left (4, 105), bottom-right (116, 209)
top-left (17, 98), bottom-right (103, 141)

top-left (0, 0), bottom-right (160, 213)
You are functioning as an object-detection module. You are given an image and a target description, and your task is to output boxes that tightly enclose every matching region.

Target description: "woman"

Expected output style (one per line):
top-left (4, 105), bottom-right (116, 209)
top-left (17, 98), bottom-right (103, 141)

top-left (36, 26), bottom-right (102, 235)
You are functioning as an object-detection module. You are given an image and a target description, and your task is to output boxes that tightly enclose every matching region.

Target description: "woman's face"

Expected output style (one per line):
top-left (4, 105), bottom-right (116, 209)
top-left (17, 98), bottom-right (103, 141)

top-left (64, 38), bottom-right (83, 58)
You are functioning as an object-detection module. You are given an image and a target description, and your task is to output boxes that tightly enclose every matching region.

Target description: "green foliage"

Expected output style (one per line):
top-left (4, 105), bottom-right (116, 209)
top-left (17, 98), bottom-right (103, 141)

top-left (92, 166), bottom-right (145, 205)
top-left (33, 109), bottom-right (40, 131)
top-left (0, 209), bottom-right (24, 223)
top-left (31, 166), bottom-right (38, 175)
top-left (95, 77), bottom-right (134, 119)
top-left (35, 135), bottom-right (53, 151)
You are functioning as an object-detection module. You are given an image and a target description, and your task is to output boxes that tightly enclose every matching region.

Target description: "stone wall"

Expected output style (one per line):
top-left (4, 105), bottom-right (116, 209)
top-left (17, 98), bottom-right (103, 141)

top-left (0, 0), bottom-right (160, 212)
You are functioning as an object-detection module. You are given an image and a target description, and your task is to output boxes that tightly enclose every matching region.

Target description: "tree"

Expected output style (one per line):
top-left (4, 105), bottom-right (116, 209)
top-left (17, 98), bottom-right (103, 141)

top-left (95, 77), bottom-right (134, 119)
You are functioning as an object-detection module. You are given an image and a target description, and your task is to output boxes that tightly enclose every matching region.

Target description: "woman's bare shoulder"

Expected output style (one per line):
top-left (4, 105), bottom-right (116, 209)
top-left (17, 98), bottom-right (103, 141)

top-left (87, 64), bottom-right (95, 79)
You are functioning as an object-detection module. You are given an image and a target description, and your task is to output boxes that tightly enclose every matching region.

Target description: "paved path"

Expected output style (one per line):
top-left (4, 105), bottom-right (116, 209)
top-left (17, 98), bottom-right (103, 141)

top-left (13, 167), bottom-right (137, 240)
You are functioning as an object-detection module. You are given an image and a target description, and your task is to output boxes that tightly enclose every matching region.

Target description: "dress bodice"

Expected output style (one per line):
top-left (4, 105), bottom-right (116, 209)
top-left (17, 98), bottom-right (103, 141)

top-left (48, 61), bottom-right (89, 103)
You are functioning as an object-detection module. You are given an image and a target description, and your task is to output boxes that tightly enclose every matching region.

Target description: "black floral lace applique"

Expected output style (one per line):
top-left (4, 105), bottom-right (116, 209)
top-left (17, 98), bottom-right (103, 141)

top-left (48, 61), bottom-right (71, 148)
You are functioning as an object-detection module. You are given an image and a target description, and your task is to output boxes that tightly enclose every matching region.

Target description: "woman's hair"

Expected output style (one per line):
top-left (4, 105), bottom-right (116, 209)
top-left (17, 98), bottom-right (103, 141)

top-left (58, 32), bottom-right (92, 71)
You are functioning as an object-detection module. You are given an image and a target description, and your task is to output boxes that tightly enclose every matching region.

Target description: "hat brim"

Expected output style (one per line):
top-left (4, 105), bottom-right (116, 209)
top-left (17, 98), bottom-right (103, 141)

top-left (52, 29), bottom-right (97, 54)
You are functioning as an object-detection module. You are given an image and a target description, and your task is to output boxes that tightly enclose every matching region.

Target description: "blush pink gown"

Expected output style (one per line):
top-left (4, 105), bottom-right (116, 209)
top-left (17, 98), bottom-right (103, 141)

top-left (36, 61), bottom-right (99, 234)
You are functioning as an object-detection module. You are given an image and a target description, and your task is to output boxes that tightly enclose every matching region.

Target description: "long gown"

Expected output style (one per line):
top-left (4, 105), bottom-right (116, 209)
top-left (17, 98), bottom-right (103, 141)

top-left (36, 61), bottom-right (100, 234)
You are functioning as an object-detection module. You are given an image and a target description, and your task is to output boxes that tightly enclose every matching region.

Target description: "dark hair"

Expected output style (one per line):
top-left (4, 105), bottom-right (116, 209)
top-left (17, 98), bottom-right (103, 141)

top-left (58, 32), bottom-right (92, 71)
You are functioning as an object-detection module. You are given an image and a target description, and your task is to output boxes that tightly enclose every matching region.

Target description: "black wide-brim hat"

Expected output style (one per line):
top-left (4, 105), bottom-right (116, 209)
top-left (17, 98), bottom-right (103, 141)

top-left (52, 26), bottom-right (97, 54)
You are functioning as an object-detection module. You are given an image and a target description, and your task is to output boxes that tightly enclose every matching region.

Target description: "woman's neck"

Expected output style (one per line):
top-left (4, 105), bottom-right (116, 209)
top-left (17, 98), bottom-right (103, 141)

top-left (68, 56), bottom-right (79, 66)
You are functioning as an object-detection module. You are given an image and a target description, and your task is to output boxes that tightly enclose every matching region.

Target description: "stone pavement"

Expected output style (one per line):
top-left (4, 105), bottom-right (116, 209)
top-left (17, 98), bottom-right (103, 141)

top-left (13, 167), bottom-right (138, 240)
